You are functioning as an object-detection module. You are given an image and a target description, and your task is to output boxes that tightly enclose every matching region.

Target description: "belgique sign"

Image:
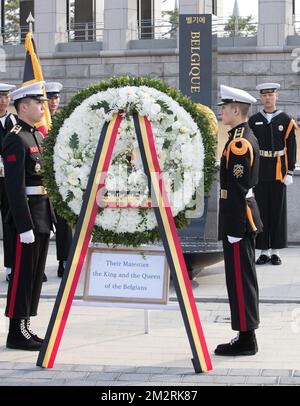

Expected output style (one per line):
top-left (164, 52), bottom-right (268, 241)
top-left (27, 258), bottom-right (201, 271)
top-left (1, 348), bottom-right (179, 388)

top-left (179, 14), bottom-right (217, 107)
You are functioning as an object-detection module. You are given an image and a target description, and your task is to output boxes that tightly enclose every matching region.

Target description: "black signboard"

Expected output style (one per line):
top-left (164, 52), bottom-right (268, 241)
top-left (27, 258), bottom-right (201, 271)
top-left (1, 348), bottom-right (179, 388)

top-left (179, 14), bottom-right (217, 108)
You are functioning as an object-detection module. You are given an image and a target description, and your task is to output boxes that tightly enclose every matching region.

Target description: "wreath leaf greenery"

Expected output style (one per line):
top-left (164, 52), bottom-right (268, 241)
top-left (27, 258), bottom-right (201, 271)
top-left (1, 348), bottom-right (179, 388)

top-left (42, 76), bottom-right (217, 247)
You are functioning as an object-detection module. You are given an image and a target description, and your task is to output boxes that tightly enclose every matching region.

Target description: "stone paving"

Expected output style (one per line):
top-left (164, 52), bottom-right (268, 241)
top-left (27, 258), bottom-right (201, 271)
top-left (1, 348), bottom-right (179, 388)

top-left (0, 243), bottom-right (300, 386)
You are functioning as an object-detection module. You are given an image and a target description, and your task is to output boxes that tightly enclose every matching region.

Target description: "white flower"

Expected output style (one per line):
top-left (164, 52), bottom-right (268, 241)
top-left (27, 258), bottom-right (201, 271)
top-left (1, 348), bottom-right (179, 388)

top-left (67, 169), bottom-right (80, 186)
top-left (172, 121), bottom-right (181, 131)
top-left (150, 103), bottom-right (161, 116)
top-left (54, 86), bottom-right (204, 235)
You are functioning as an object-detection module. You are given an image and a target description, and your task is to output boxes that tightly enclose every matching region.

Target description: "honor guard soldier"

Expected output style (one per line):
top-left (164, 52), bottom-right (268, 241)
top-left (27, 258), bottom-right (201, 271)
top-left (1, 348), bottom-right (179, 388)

top-left (45, 82), bottom-right (72, 278)
top-left (0, 83), bottom-right (17, 282)
top-left (3, 81), bottom-right (56, 351)
top-left (249, 83), bottom-right (297, 266)
top-left (215, 85), bottom-right (263, 356)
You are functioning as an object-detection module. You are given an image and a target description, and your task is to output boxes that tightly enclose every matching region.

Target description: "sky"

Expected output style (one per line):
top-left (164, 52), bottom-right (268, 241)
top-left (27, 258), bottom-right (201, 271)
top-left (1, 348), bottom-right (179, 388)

top-left (162, 0), bottom-right (259, 17)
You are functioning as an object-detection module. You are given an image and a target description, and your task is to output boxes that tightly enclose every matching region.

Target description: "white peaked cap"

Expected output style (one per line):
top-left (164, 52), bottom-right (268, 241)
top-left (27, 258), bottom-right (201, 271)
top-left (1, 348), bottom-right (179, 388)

top-left (218, 85), bottom-right (257, 106)
top-left (0, 83), bottom-right (16, 93)
top-left (45, 82), bottom-right (63, 94)
top-left (256, 83), bottom-right (280, 93)
top-left (10, 81), bottom-right (48, 102)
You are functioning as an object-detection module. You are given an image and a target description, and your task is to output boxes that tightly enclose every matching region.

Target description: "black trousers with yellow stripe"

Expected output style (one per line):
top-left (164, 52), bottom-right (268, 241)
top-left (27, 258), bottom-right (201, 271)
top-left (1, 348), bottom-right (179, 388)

top-left (254, 181), bottom-right (287, 250)
top-left (5, 230), bottom-right (49, 319)
top-left (223, 233), bottom-right (260, 332)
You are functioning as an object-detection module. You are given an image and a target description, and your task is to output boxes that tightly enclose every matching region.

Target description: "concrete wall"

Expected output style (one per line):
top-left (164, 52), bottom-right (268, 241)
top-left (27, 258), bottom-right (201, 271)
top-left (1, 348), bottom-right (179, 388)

top-left (0, 47), bottom-right (179, 105)
top-left (217, 46), bottom-right (300, 119)
top-left (1, 43), bottom-right (300, 243)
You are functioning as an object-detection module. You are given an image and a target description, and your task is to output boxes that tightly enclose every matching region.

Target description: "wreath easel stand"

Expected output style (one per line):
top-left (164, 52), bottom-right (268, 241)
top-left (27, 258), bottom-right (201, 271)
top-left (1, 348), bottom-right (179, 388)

top-left (37, 113), bottom-right (212, 373)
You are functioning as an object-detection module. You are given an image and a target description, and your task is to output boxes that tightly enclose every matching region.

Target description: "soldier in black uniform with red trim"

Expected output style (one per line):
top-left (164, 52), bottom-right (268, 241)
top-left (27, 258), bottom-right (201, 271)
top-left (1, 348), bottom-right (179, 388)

top-left (45, 82), bottom-right (72, 278)
top-left (249, 83), bottom-right (297, 266)
top-left (3, 81), bottom-right (56, 351)
top-left (215, 85), bottom-right (263, 356)
top-left (0, 83), bottom-right (17, 282)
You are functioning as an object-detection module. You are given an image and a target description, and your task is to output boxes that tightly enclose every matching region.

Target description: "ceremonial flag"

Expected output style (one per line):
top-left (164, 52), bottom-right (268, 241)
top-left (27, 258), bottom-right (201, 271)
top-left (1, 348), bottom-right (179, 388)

top-left (22, 28), bottom-right (51, 136)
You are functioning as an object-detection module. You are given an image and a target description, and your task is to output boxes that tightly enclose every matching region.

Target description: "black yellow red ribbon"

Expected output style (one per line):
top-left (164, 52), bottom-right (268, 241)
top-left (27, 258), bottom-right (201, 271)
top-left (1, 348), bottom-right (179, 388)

top-left (37, 113), bottom-right (123, 368)
top-left (37, 113), bottom-right (212, 373)
top-left (133, 114), bottom-right (212, 373)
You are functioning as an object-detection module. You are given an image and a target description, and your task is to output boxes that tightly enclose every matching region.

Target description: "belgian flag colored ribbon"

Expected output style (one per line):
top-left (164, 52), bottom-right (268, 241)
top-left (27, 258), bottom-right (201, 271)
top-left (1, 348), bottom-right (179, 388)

top-left (37, 113), bottom-right (123, 368)
top-left (37, 112), bottom-right (212, 373)
top-left (133, 114), bottom-right (212, 373)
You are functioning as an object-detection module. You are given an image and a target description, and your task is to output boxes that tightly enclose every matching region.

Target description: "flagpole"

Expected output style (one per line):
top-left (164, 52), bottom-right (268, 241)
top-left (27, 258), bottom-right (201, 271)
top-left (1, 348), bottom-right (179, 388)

top-left (23, 11), bottom-right (52, 135)
top-left (26, 12), bottom-right (35, 33)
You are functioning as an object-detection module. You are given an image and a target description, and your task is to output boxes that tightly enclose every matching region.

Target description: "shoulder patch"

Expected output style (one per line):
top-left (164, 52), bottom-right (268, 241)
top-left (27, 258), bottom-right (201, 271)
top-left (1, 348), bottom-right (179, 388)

top-left (233, 164), bottom-right (244, 179)
top-left (10, 125), bottom-right (22, 135)
top-left (226, 138), bottom-right (254, 168)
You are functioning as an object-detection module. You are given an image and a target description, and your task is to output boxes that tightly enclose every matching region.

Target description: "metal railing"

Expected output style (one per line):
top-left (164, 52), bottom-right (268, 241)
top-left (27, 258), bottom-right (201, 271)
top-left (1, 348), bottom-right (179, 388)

top-left (66, 22), bottom-right (104, 42)
top-left (0, 22), bottom-right (104, 45)
top-left (136, 17), bottom-right (258, 40)
top-left (217, 17), bottom-right (258, 38)
top-left (137, 19), bottom-right (178, 40)
top-left (0, 25), bottom-right (29, 45)
top-left (293, 15), bottom-right (300, 35)
top-left (0, 17), bottom-right (260, 46)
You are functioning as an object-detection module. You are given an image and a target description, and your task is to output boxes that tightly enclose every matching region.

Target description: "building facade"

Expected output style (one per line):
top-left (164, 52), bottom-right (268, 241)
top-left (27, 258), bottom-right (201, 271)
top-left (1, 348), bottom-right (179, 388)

top-left (0, 0), bottom-right (300, 242)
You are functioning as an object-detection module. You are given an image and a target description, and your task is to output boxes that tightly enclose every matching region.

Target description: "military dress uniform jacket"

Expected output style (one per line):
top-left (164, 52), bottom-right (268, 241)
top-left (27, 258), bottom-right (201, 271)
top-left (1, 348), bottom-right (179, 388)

top-left (3, 119), bottom-right (56, 234)
top-left (0, 113), bottom-right (17, 153)
top-left (248, 111), bottom-right (297, 182)
top-left (0, 113), bottom-right (17, 268)
top-left (0, 113), bottom-right (17, 175)
top-left (218, 122), bottom-right (263, 240)
top-left (218, 122), bottom-right (262, 332)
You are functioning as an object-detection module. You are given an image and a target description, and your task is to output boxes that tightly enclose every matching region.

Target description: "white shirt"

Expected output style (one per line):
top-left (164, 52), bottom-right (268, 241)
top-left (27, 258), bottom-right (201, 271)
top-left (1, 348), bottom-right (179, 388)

top-left (265, 112), bottom-right (274, 124)
top-left (0, 112), bottom-right (9, 128)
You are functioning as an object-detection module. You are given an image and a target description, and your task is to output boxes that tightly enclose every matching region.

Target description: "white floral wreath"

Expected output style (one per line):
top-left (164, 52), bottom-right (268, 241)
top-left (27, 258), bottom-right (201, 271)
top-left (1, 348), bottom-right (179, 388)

top-left (53, 86), bottom-right (204, 235)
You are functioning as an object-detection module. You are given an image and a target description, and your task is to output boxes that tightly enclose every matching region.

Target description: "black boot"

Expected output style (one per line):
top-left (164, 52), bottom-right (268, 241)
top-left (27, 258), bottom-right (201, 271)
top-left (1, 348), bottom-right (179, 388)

top-left (6, 319), bottom-right (42, 351)
top-left (43, 273), bottom-right (47, 282)
top-left (256, 255), bottom-right (270, 265)
top-left (270, 254), bottom-right (282, 265)
top-left (57, 261), bottom-right (65, 278)
top-left (214, 331), bottom-right (258, 356)
top-left (25, 319), bottom-right (44, 343)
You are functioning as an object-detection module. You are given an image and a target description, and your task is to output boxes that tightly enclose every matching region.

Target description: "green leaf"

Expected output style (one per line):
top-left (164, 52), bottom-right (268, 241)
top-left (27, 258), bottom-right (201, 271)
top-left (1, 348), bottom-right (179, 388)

top-left (91, 100), bottom-right (110, 113)
top-left (69, 133), bottom-right (79, 150)
top-left (163, 139), bottom-right (171, 149)
top-left (42, 75), bottom-right (217, 247)
top-left (156, 100), bottom-right (173, 115)
top-left (165, 127), bottom-right (172, 133)
top-left (66, 190), bottom-right (75, 203)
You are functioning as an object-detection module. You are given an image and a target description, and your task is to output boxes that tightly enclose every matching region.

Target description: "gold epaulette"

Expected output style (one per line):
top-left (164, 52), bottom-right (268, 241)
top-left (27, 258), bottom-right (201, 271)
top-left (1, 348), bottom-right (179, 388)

top-left (233, 127), bottom-right (245, 139)
top-left (10, 125), bottom-right (22, 135)
top-left (226, 138), bottom-right (254, 168)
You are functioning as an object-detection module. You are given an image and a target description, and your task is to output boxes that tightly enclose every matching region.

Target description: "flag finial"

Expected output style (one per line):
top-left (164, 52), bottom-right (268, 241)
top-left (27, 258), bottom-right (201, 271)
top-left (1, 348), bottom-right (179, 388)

top-left (26, 12), bottom-right (35, 32)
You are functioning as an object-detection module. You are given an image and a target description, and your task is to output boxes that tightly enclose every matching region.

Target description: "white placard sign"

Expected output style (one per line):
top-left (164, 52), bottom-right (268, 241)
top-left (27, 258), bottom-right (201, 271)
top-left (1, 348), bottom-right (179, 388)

top-left (83, 246), bottom-right (169, 304)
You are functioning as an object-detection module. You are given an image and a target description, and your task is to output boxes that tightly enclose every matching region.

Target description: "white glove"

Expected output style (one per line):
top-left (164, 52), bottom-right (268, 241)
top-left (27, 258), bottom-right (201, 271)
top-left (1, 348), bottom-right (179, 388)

top-left (50, 224), bottom-right (56, 239)
top-left (20, 229), bottom-right (35, 244)
top-left (227, 235), bottom-right (242, 244)
top-left (284, 175), bottom-right (293, 186)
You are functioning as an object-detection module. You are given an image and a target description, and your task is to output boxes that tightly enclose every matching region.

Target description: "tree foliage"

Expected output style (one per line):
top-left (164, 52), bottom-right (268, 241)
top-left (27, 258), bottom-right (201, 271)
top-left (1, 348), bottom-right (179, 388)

top-left (4, 0), bottom-right (20, 43)
top-left (224, 15), bottom-right (257, 37)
